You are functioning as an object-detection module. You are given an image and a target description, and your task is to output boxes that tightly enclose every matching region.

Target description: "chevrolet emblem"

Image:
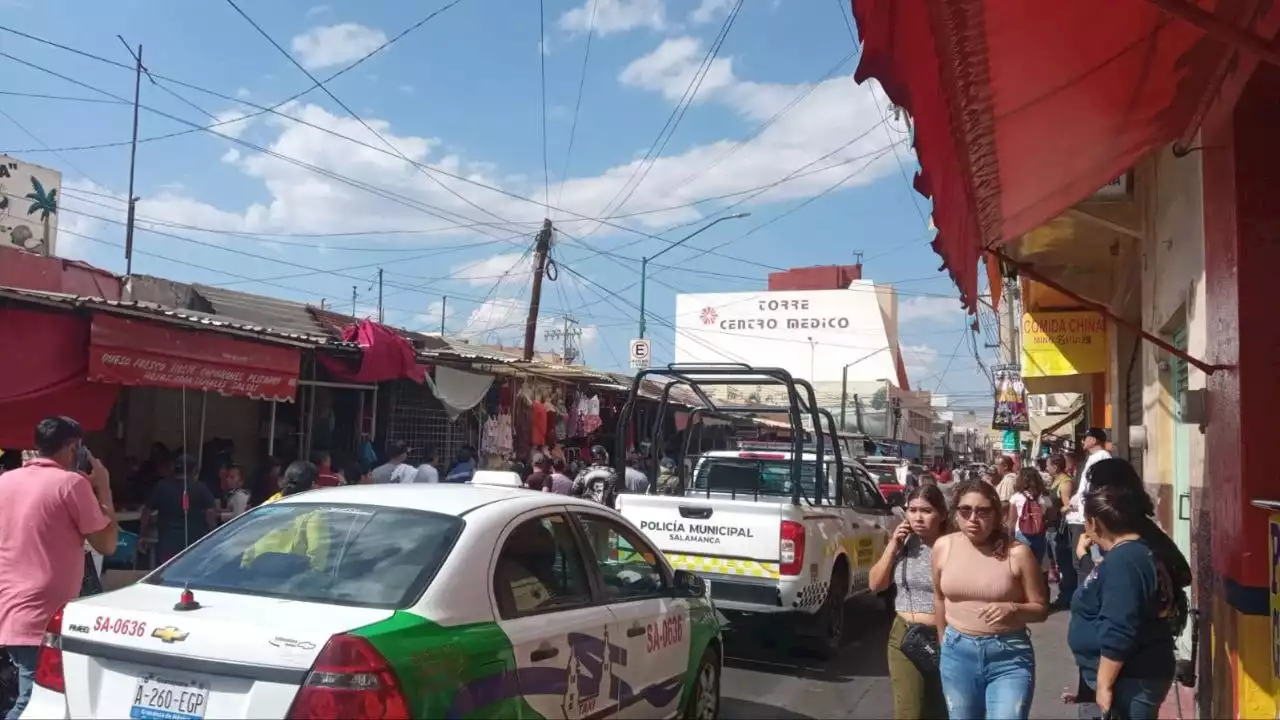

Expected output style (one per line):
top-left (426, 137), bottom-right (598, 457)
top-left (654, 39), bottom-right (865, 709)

top-left (151, 626), bottom-right (189, 643)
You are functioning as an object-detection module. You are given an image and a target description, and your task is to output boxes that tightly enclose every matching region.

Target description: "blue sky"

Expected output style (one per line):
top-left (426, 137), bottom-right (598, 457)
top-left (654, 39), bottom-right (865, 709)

top-left (0, 0), bottom-right (998, 414)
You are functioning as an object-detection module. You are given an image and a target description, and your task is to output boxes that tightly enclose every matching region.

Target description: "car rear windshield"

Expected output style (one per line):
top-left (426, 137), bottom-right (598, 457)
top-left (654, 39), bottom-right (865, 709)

top-left (693, 458), bottom-right (830, 499)
top-left (146, 503), bottom-right (463, 608)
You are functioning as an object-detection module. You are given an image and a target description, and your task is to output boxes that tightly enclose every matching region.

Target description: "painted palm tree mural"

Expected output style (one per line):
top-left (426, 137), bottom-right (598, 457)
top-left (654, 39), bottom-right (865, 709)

top-left (23, 175), bottom-right (57, 253)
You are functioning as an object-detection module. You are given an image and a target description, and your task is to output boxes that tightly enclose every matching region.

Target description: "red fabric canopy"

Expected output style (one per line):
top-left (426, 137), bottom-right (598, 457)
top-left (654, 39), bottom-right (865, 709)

top-left (88, 314), bottom-right (301, 402)
top-left (315, 319), bottom-right (427, 384)
top-left (852, 0), bottom-right (1280, 310)
top-left (0, 307), bottom-right (118, 447)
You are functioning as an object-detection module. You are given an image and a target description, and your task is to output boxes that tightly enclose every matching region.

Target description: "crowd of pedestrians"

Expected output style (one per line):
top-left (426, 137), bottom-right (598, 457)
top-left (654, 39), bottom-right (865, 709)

top-left (872, 428), bottom-right (1191, 720)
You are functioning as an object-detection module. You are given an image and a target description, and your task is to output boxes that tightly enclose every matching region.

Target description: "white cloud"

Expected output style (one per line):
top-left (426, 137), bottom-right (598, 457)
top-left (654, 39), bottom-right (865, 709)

top-left (460, 297), bottom-right (599, 358)
top-left (291, 24), bottom-right (388, 71)
top-left (213, 109), bottom-right (254, 139)
top-left (451, 252), bottom-right (534, 285)
top-left (304, 5), bottom-right (330, 19)
top-left (74, 37), bottom-right (895, 255)
top-left (559, 0), bottom-right (666, 36)
top-left (689, 0), bottom-right (734, 24)
top-left (898, 296), bottom-right (964, 324)
top-left (901, 343), bottom-right (939, 384)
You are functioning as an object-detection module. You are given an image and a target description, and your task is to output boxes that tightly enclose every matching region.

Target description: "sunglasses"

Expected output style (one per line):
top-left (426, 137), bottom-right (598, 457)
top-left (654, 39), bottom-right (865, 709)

top-left (957, 504), bottom-right (996, 520)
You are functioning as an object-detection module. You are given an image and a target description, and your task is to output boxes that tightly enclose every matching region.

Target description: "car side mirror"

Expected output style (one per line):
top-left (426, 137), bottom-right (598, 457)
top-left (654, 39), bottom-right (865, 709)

top-left (672, 569), bottom-right (706, 598)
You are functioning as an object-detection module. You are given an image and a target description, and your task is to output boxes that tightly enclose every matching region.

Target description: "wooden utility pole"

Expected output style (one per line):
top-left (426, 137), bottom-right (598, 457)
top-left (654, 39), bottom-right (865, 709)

top-left (522, 218), bottom-right (553, 361)
top-left (119, 37), bottom-right (144, 279)
top-left (377, 267), bottom-right (384, 323)
top-left (351, 286), bottom-right (357, 317)
top-left (440, 296), bottom-right (447, 335)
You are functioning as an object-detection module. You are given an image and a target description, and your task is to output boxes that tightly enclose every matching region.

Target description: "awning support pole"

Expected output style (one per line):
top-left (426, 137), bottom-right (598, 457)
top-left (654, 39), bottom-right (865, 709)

top-left (268, 400), bottom-right (277, 456)
top-left (197, 391), bottom-right (207, 468)
top-left (1144, 0), bottom-right (1280, 69)
top-left (988, 248), bottom-right (1232, 375)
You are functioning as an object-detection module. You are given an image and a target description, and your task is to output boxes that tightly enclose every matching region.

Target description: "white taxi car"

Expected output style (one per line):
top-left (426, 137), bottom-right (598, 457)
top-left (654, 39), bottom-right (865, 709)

top-left (23, 484), bottom-right (723, 719)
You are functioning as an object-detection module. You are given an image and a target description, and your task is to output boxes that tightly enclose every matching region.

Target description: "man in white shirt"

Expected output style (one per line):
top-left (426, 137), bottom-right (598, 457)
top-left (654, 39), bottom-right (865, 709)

top-left (1057, 427), bottom-right (1112, 607)
top-left (414, 446), bottom-right (440, 484)
top-left (371, 440), bottom-right (417, 484)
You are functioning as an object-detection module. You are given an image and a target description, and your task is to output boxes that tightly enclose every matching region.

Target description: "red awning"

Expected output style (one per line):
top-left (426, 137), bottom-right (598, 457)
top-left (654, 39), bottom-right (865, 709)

top-left (852, 0), bottom-right (1280, 310)
top-left (315, 319), bottom-right (427, 384)
top-left (0, 307), bottom-right (119, 447)
top-left (88, 314), bottom-right (301, 402)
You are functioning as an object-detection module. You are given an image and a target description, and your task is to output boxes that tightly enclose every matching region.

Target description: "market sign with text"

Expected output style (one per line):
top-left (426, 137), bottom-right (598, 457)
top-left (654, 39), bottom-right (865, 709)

top-left (1020, 311), bottom-right (1107, 378)
top-left (88, 314), bottom-right (301, 402)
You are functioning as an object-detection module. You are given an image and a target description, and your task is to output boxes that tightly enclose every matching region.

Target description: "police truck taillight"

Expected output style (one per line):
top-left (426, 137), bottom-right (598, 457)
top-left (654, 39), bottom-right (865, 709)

top-left (779, 521), bottom-right (806, 576)
top-left (286, 634), bottom-right (409, 720)
top-left (34, 605), bottom-right (65, 694)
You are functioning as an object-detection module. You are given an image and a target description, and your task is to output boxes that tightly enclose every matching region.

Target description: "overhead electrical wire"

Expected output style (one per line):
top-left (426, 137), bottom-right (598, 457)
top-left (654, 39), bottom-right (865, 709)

top-left (537, 0), bottom-right (550, 211)
top-left (219, 0), bottom-right (513, 230)
top-left (58, 189), bottom-right (536, 252)
top-left (583, 0), bottom-right (745, 233)
top-left (0, 3), bottom-right (469, 150)
top-left (554, 0), bottom-right (597, 210)
top-left (0, 25), bottom-right (847, 271)
top-left (0, 51), bottom-right (532, 244)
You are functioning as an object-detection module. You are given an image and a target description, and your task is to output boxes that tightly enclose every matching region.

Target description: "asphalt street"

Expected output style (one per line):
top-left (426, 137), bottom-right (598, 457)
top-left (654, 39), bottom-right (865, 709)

top-left (718, 599), bottom-right (1082, 719)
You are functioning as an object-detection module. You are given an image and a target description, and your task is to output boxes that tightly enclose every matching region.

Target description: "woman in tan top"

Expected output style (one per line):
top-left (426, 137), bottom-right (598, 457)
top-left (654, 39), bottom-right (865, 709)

top-left (932, 479), bottom-right (1048, 719)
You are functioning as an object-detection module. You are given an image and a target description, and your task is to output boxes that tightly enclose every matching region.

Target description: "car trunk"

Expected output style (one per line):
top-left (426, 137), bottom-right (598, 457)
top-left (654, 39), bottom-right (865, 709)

top-left (59, 583), bottom-right (393, 719)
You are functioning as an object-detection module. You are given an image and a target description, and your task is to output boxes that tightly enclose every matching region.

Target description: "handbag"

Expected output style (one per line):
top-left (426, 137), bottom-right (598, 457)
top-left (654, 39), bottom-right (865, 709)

top-left (897, 537), bottom-right (940, 669)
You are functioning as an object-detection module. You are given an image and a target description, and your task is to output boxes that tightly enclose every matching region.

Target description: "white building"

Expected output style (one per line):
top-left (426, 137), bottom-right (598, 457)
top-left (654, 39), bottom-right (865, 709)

top-left (672, 281), bottom-right (933, 457)
top-left (0, 155), bottom-right (61, 256)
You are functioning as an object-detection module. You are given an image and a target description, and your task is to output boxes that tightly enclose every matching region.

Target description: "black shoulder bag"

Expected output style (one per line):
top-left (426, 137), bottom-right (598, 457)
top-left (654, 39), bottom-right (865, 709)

top-left (898, 539), bottom-right (940, 670)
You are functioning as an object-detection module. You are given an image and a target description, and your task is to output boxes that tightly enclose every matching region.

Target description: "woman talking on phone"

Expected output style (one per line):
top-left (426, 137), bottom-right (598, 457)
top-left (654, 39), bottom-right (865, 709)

top-left (869, 484), bottom-right (949, 719)
top-left (933, 479), bottom-right (1049, 719)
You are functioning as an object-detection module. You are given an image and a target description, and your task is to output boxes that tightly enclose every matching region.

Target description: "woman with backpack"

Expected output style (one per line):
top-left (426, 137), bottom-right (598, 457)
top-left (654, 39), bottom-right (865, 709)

top-left (1068, 474), bottom-right (1183, 719)
top-left (1008, 468), bottom-right (1052, 572)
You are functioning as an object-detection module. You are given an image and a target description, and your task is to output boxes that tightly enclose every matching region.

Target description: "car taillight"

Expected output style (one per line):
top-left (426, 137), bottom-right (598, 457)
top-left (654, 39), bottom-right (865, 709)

top-left (779, 521), bottom-right (806, 576)
top-left (287, 634), bottom-right (409, 720)
top-left (34, 605), bottom-right (65, 694)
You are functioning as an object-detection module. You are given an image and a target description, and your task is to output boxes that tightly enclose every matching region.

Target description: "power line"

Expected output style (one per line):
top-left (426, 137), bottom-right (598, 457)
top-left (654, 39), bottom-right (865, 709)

top-left (555, 0), bottom-right (597, 210)
top-left (220, 0), bottom-right (512, 230)
top-left (0, 26), bottom-right (847, 266)
top-left (537, 0), bottom-right (550, 211)
top-left (586, 0), bottom-right (745, 229)
top-left (0, 51), bottom-right (525, 241)
top-left (0, 3), bottom-right (469, 149)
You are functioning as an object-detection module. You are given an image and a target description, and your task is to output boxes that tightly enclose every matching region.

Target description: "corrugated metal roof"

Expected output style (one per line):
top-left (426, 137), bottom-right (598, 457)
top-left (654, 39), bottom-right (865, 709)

top-left (192, 284), bottom-right (337, 340)
top-left (0, 286), bottom-right (335, 347)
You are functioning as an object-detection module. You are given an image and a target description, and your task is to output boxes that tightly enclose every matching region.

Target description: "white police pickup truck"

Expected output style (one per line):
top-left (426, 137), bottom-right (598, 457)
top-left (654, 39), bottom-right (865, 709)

top-left (617, 444), bottom-right (899, 657)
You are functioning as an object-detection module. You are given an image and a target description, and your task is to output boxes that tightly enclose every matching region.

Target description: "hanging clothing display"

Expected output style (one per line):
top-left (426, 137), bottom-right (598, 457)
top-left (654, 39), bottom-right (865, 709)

top-left (531, 400), bottom-right (547, 446)
top-left (482, 413), bottom-right (514, 458)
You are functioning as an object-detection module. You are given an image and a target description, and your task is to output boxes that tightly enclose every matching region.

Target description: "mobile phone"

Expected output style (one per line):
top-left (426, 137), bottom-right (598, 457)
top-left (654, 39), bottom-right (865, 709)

top-left (75, 445), bottom-right (93, 474)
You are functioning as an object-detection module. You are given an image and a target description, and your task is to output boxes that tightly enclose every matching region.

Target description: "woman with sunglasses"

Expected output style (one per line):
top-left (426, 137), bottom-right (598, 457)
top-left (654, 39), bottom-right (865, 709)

top-left (933, 479), bottom-right (1049, 719)
top-left (869, 484), bottom-right (950, 719)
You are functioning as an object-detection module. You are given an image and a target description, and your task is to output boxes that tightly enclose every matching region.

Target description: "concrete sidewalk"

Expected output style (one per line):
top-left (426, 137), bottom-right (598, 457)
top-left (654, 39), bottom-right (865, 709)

top-left (1029, 609), bottom-right (1085, 719)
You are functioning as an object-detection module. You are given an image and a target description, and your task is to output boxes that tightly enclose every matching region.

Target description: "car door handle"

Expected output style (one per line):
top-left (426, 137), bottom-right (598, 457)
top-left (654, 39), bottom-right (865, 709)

top-left (530, 647), bottom-right (559, 662)
top-left (627, 625), bottom-right (646, 638)
top-left (679, 506), bottom-right (713, 519)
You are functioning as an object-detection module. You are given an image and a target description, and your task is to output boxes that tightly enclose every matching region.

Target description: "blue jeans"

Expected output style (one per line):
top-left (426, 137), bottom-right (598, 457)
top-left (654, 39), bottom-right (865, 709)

top-left (1076, 676), bottom-right (1173, 720)
top-left (939, 627), bottom-right (1036, 720)
top-left (5, 646), bottom-right (38, 720)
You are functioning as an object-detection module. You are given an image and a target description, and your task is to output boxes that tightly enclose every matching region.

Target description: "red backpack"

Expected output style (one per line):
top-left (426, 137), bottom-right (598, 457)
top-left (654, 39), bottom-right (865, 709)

top-left (1017, 491), bottom-right (1047, 536)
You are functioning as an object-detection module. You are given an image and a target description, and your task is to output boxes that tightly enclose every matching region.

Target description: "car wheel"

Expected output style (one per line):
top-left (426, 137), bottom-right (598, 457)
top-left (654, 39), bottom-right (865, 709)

top-left (812, 564), bottom-right (848, 659)
top-left (682, 646), bottom-right (721, 720)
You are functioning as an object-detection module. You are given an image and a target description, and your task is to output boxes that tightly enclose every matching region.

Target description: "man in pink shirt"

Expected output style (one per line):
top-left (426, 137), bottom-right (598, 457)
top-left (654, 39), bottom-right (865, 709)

top-left (0, 416), bottom-right (117, 719)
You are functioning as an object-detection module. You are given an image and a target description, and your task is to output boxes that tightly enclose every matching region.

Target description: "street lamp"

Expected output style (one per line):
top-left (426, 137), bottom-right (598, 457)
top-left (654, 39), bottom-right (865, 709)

top-left (637, 212), bottom-right (751, 339)
top-left (837, 349), bottom-right (891, 431)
